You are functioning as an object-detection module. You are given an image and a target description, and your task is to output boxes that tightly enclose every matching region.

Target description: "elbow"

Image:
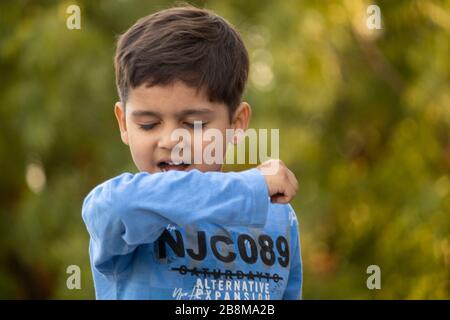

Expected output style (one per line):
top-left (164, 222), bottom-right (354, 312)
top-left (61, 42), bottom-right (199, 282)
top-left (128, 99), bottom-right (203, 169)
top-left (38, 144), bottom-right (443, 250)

top-left (81, 184), bottom-right (126, 243)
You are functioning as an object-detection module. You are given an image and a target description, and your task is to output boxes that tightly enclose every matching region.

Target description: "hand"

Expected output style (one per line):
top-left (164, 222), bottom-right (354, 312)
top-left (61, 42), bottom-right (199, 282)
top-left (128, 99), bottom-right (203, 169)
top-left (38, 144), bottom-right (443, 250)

top-left (257, 159), bottom-right (299, 204)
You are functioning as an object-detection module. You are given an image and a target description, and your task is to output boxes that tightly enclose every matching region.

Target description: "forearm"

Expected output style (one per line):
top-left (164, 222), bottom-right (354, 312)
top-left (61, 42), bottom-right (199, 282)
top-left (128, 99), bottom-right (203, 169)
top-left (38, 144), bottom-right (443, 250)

top-left (82, 168), bottom-right (270, 273)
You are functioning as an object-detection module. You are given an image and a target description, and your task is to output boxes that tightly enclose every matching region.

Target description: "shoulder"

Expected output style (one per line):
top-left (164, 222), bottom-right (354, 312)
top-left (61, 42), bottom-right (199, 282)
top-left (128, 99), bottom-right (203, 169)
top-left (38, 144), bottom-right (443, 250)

top-left (267, 202), bottom-right (299, 226)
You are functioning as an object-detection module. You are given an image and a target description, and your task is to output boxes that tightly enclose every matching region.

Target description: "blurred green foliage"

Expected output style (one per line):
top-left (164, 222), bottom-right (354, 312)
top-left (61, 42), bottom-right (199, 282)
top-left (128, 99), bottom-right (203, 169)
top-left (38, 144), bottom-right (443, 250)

top-left (0, 0), bottom-right (448, 299)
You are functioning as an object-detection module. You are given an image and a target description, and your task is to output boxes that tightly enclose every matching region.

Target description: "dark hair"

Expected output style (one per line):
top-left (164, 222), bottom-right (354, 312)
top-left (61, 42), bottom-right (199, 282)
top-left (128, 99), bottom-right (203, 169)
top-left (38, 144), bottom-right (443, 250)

top-left (114, 4), bottom-right (249, 122)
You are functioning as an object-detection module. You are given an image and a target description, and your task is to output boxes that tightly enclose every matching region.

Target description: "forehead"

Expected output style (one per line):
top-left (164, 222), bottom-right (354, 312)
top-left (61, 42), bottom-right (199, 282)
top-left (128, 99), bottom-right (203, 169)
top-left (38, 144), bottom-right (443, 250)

top-left (126, 81), bottom-right (225, 116)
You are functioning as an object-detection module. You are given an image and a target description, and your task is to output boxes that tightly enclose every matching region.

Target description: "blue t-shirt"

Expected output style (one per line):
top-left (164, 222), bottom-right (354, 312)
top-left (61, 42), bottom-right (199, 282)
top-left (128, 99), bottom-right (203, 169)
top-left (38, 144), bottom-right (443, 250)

top-left (82, 168), bottom-right (302, 300)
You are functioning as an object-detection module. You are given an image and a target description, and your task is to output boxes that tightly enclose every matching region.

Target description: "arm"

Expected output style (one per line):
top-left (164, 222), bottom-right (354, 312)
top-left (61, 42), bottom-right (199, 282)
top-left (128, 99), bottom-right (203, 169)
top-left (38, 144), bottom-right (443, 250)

top-left (283, 205), bottom-right (303, 300)
top-left (82, 168), bottom-right (269, 274)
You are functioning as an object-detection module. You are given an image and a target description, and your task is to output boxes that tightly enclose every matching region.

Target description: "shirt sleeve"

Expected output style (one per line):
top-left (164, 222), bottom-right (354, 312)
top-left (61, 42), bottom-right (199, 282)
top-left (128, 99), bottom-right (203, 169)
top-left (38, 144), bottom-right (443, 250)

top-left (82, 168), bottom-right (269, 275)
top-left (283, 204), bottom-right (303, 300)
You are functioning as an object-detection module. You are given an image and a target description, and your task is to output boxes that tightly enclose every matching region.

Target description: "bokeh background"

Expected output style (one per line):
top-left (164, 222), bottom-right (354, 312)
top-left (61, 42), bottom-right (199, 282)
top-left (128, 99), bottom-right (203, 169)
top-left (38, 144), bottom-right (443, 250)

top-left (0, 0), bottom-right (449, 299)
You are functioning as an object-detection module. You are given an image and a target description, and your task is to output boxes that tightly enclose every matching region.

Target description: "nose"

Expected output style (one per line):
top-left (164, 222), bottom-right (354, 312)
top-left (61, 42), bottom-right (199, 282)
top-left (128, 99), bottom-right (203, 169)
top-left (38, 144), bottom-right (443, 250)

top-left (157, 123), bottom-right (182, 150)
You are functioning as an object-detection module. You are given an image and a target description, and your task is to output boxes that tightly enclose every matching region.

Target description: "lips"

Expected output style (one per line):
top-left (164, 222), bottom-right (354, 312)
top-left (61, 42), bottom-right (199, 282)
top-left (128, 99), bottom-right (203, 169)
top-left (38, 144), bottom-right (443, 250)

top-left (157, 160), bottom-right (190, 172)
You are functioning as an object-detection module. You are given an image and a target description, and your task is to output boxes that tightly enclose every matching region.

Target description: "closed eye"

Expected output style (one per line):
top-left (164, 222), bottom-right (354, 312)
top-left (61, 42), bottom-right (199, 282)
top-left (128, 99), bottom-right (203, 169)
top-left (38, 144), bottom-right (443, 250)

top-left (139, 122), bottom-right (207, 131)
top-left (139, 123), bottom-right (158, 131)
top-left (184, 122), bottom-right (208, 129)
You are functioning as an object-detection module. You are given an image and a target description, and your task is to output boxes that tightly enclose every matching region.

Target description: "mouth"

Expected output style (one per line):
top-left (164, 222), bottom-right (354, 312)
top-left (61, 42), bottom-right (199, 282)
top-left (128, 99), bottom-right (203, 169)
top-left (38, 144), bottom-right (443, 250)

top-left (157, 160), bottom-right (190, 172)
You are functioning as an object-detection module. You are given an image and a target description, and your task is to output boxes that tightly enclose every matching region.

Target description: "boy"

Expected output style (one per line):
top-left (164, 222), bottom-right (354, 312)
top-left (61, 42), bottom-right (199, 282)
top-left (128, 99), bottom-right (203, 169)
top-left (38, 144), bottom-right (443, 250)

top-left (82, 5), bottom-right (302, 300)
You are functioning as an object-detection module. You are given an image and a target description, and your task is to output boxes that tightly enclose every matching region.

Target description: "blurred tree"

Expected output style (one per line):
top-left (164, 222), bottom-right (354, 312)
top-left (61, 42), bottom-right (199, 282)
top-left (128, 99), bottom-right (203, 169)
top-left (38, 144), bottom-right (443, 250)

top-left (0, 0), bottom-right (448, 299)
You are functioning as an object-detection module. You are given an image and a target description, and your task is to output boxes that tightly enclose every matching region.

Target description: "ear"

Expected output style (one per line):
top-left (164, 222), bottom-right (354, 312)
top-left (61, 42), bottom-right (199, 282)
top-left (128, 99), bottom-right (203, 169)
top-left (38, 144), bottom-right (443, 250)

top-left (231, 102), bottom-right (252, 145)
top-left (114, 102), bottom-right (129, 145)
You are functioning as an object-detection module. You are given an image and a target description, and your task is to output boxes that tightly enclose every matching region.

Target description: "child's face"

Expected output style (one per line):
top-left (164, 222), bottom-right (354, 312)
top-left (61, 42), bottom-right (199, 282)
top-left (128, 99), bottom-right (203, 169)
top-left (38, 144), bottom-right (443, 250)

top-left (114, 80), bottom-right (250, 173)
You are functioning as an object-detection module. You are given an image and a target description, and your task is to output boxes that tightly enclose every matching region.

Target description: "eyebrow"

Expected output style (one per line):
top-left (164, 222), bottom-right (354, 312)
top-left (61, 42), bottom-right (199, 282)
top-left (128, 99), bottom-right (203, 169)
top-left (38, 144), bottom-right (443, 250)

top-left (131, 108), bottom-right (214, 118)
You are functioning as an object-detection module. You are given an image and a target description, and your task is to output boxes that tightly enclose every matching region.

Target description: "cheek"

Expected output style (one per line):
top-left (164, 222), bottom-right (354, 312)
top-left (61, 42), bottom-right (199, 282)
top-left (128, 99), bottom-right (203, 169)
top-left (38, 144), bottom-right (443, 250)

top-left (127, 130), bottom-right (155, 156)
top-left (198, 128), bottom-right (230, 157)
